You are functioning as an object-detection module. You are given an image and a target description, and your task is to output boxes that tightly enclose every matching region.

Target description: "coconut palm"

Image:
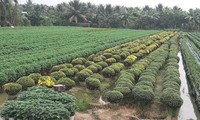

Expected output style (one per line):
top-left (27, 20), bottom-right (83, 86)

top-left (0, 0), bottom-right (18, 26)
top-left (67, 0), bottom-right (87, 23)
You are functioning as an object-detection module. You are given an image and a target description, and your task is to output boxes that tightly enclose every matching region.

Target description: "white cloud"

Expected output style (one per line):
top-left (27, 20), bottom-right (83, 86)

top-left (18, 0), bottom-right (199, 11)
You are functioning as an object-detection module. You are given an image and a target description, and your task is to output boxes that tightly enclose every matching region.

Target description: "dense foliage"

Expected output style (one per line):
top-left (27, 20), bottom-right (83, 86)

top-left (1, 0), bottom-right (200, 30)
top-left (0, 27), bottom-right (159, 86)
top-left (0, 86), bottom-right (77, 119)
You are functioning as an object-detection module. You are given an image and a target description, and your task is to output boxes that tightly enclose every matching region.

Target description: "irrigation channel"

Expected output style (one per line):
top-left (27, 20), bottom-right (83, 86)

top-left (178, 52), bottom-right (198, 120)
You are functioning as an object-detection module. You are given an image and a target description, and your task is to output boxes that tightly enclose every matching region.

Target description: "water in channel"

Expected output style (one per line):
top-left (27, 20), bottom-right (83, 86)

top-left (178, 52), bottom-right (198, 120)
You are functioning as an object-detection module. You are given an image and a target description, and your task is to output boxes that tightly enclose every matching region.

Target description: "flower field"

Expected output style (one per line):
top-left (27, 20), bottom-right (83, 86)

top-left (0, 27), bottom-right (159, 87)
top-left (0, 27), bottom-right (199, 119)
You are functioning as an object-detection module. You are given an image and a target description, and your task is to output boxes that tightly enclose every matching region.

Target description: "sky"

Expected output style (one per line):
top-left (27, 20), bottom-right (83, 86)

top-left (18, 0), bottom-right (199, 11)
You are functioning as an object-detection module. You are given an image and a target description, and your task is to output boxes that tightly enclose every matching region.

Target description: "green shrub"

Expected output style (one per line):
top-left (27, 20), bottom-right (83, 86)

top-left (138, 75), bottom-right (156, 84)
top-left (90, 73), bottom-right (104, 81)
top-left (93, 57), bottom-right (103, 62)
top-left (97, 61), bottom-right (108, 68)
top-left (119, 71), bottom-right (135, 81)
top-left (160, 90), bottom-right (183, 108)
top-left (71, 67), bottom-right (79, 74)
top-left (0, 99), bottom-right (71, 120)
top-left (51, 64), bottom-right (68, 72)
top-left (60, 68), bottom-right (75, 77)
top-left (103, 53), bottom-right (112, 58)
top-left (128, 68), bottom-right (142, 77)
top-left (163, 81), bottom-right (180, 91)
top-left (88, 54), bottom-right (96, 61)
top-left (164, 76), bottom-right (181, 85)
top-left (87, 65), bottom-right (98, 73)
top-left (119, 52), bottom-right (127, 59)
top-left (102, 67), bottom-right (115, 77)
top-left (74, 65), bottom-right (86, 71)
top-left (114, 87), bottom-right (131, 96)
top-left (85, 61), bottom-right (95, 67)
top-left (105, 58), bottom-right (117, 65)
top-left (81, 68), bottom-right (93, 75)
top-left (1, 86), bottom-right (77, 119)
top-left (136, 81), bottom-right (154, 88)
top-left (112, 55), bottom-right (121, 61)
top-left (104, 90), bottom-right (123, 103)
top-left (124, 55), bottom-right (137, 66)
top-left (16, 76), bottom-right (35, 90)
top-left (92, 64), bottom-right (103, 72)
top-left (50, 71), bottom-right (66, 80)
top-left (85, 78), bottom-right (101, 90)
top-left (57, 78), bottom-right (75, 90)
top-left (115, 78), bottom-right (133, 85)
top-left (76, 70), bottom-right (90, 82)
top-left (72, 58), bottom-right (86, 65)
top-left (3, 83), bottom-right (22, 95)
top-left (115, 81), bottom-right (134, 89)
top-left (28, 73), bottom-right (42, 84)
top-left (132, 85), bottom-right (154, 102)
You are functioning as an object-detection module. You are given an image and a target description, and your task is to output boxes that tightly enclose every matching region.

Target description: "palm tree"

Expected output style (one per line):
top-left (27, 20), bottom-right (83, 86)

top-left (0, 0), bottom-right (18, 26)
top-left (67, 0), bottom-right (87, 23)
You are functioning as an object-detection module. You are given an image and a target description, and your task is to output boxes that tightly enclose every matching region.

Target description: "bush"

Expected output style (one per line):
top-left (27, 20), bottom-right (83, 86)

top-left (76, 70), bottom-right (90, 82)
top-left (16, 76), bottom-right (35, 90)
top-left (97, 61), bottom-right (108, 68)
top-left (85, 78), bottom-right (101, 90)
top-left (104, 90), bottom-right (123, 103)
top-left (38, 76), bottom-right (56, 87)
top-left (138, 75), bottom-right (156, 84)
top-left (87, 65), bottom-right (98, 73)
top-left (112, 55), bottom-right (121, 61)
top-left (102, 67), bottom-right (115, 77)
top-left (92, 64), bottom-right (103, 72)
top-left (163, 81), bottom-right (180, 91)
top-left (71, 67), bottom-right (79, 74)
top-left (114, 87), bottom-right (131, 96)
top-left (124, 55), bottom-right (137, 66)
top-left (50, 71), bottom-right (66, 80)
top-left (119, 71), bottom-right (135, 82)
top-left (74, 65), bottom-right (86, 71)
top-left (90, 73), bottom-right (104, 81)
top-left (57, 78), bottom-right (75, 90)
top-left (28, 73), bottom-right (42, 84)
top-left (136, 81), bottom-right (154, 88)
top-left (81, 68), bottom-right (93, 75)
top-left (132, 85), bottom-right (154, 102)
top-left (72, 58), bottom-right (86, 65)
top-left (160, 90), bottom-right (183, 108)
top-left (88, 54), bottom-right (96, 61)
top-left (0, 99), bottom-right (71, 120)
top-left (103, 53), bottom-right (112, 58)
top-left (85, 61), bottom-right (95, 67)
top-left (93, 57), bottom-right (103, 62)
top-left (0, 86), bottom-right (77, 119)
top-left (128, 68), bottom-right (142, 77)
top-left (60, 68), bottom-right (75, 77)
top-left (119, 52), bottom-right (127, 59)
top-left (115, 81), bottom-right (134, 89)
top-left (105, 58), bottom-right (116, 65)
top-left (3, 83), bottom-right (22, 95)
top-left (51, 64), bottom-right (68, 72)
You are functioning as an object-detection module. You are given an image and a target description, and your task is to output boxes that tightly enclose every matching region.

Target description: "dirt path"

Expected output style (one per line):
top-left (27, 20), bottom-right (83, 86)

top-left (74, 105), bottom-right (140, 120)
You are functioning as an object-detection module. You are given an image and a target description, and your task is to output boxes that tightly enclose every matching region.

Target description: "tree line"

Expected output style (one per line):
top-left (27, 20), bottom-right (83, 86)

top-left (0, 0), bottom-right (200, 30)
